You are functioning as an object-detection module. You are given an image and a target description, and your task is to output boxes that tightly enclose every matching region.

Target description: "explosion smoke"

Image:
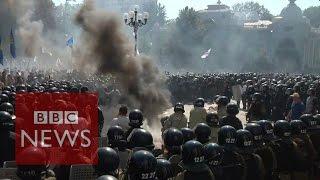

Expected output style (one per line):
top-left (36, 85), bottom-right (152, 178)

top-left (75, 1), bottom-right (171, 121)
top-left (18, 11), bottom-right (44, 58)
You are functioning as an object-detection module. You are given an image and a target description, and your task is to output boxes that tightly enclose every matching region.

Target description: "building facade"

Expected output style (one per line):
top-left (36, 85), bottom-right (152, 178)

top-left (198, 0), bottom-right (320, 72)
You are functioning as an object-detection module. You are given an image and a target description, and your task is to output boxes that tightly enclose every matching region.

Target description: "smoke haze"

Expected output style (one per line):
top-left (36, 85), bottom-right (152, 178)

top-left (75, 0), bottom-right (171, 121)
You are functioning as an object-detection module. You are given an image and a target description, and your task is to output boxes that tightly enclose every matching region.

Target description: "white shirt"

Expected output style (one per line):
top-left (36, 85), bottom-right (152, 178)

top-left (110, 115), bottom-right (130, 131)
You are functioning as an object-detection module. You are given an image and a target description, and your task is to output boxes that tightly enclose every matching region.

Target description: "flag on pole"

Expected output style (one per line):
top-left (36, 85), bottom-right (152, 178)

top-left (10, 28), bottom-right (16, 59)
top-left (0, 36), bottom-right (4, 65)
top-left (66, 36), bottom-right (74, 47)
top-left (201, 48), bottom-right (212, 59)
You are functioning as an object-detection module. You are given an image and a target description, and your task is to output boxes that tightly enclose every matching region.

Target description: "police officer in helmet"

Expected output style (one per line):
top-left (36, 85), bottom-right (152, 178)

top-left (155, 159), bottom-right (175, 180)
top-left (163, 103), bottom-right (187, 132)
top-left (204, 143), bottom-right (224, 180)
top-left (16, 146), bottom-right (55, 180)
top-left (160, 128), bottom-right (184, 175)
top-left (236, 129), bottom-right (265, 180)
top-left (124, 150), bottom-right (157, 180)
top-left (206, 112), bottom-right (219, 143)
top-left (219, 103), bottom-right (243, 130)
top-left (0, 111), bottom-right (15, 166)
top-left (189, 98), bottom-right (207, 129)
top-left (125, 109), bottom-right (144, 139)
top-left (273, 120), bottom-right (307, 180)
top-left (181, 128), bottom-right (195, 143)
top-left (252, 120), bottom-right (278, 180)
top-left (218, 125), bottom-right (246, 180)
top-left (127, 128), bottom-right (155, 152)
top-left (194, 123), bottom-right (211, 144)
top-left (107, 126), bottom-right (129, 170)
top-left (176, 140), bottom-right (215, 180)
top-left (93, 147), bottom-right (120, 178)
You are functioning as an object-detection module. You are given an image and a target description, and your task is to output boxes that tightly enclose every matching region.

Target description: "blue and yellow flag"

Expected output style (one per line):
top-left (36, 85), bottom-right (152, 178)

top-left (10, 28), bottom-right (16, 59)
top-left (0, 36), bottom-right (3, 65)
top-left (66, 36), bottom-right (74, 47)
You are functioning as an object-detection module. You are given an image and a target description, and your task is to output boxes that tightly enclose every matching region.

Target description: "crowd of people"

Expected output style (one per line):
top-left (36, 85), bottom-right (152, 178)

top-left (0, 70), bottom-right (320, 180)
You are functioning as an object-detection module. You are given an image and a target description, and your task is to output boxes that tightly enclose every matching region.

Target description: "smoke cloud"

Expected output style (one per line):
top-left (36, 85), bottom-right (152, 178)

top-left (17, 11), bottom-right (44, 58)
top-left (75, 1), bottom-right (171, 121)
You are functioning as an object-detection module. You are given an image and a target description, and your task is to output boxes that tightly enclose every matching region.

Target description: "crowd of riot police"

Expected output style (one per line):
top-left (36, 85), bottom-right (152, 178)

top-left (0, 72), bottom-right (319, 179)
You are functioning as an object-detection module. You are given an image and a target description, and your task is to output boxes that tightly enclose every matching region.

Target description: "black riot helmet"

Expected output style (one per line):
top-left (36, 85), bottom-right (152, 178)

top-left (128, 128), bottom-right (155, 151)
top-left (206, 112), bottom-right (219, 127)
top-left (181, 140), bottom-right (208, 172)
top-left (274, 120), bottom-right (291, 139)
top-left (252, 93), bottom-right (262, 102)
top-left (80, 86), bottom-right (89, 93)
top-left (16, 85), bottom-right (26, 92)
top-left (236, 129), bottom-right (254, 154)
top-left (256, 120), bottom-right (275, 140)
top-left (204, 143), bottom-right (224, 167)
top-left (129, 109), bottom-right (143, 128)
top-left (3, 86), bottom-right (12, 92)
top-left (0, 94), bottom-right (9, 104)
top-left (0, 111), bottom-right (14, 130)
top-left (16, 146), bottom-right (48, 180)
top-left (163, 128), bottom-right (183, 154)
top-left (8, 92), bottom-right (16, 104)
top-left (285, 88), bottom-right (293, 96)
top-left (127, 150), bottom-right (157, 180)
top-left (96, 175), bottom-right (118, 180)
top-left (213, 95), bottom-right (220, 103)
top-left (194, 98), bottom-right (205, 108)
top-left (217, 96), bottom-right (230, 106)
top-left (218, 125), bottom-right (237, 151)
top-left (107, 126), bottom-right (126, 149)
top-left (0, 102), bottom-right (14, 115)
top-left (300, 114), bottom-right (317, 128)
top-left (94, 147), bottom-right (120, 176)
top-left (181, 128), bottom-right (195, 143)
top-left (174, 103), bottom-right (185, 113)
top-left (155, 159), bottom-right (175, 180)
top-left (245, 123), bottom-right (263, 147)
top-left (226, 103), bottom-right (239, 116)
top-left (290, 120), bottom-right (307, 136)
top-left (194, 123), bottom-right (211, 144)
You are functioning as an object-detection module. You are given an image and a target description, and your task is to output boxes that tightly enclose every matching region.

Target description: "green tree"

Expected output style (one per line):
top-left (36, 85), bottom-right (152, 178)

top-left (138, 3), bottom-right (167, 54)
top-left (304, 6), bottom-right (320, 28)
top-left (233, 2), bottom-right (273, 20)
top-left (163, 7), bottom-right (208, 69)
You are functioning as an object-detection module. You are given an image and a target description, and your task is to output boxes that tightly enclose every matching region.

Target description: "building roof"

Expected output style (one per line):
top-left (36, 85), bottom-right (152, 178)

top-left (198, 3), bottom-right (231, 14)
top-left (280, 0), bottom-right (303, 21)
top-left (244, 20), bottom-right (273, 29)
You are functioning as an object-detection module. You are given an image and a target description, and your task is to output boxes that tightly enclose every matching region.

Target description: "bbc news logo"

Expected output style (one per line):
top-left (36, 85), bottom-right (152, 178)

top-left (16, 93), bottom-right (99, 165)
top-left (34, 111), bottom-right (78, 124)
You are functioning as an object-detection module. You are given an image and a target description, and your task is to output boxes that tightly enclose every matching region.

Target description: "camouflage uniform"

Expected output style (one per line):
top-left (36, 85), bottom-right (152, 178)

top-left (189, 107), bottom-right (207, 129)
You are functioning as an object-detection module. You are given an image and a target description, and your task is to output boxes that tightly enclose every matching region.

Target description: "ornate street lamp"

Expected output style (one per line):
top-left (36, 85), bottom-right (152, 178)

top-left (123, 5), bottom-right (149, 56)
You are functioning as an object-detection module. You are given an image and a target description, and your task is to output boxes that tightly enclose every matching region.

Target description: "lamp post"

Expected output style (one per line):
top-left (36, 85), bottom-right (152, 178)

top-left (123, 5), bottom-right (149, 56)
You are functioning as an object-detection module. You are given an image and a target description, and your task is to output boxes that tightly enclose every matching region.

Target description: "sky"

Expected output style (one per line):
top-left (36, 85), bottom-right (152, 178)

top-left (53, 0), bottom-right (319, 19)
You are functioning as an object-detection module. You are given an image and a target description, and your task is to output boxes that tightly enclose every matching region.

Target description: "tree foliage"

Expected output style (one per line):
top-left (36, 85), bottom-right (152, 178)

top-left (138, 3), bottom-right (167, 54)
top-left (303, 6), bottom-right (320, 28)
top-left (162, 7), bottom-right (209, 69)
top-left (233, 2), bottom-right (273, 20)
